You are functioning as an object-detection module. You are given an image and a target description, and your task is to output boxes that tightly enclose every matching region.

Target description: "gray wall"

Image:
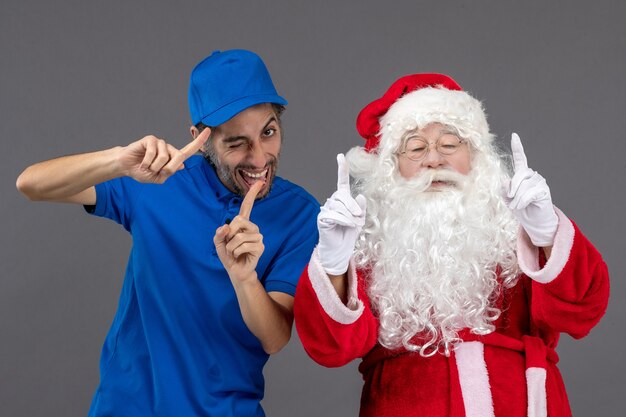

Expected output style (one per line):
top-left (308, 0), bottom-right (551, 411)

top-left (2, 1), bottom-right (624, 416)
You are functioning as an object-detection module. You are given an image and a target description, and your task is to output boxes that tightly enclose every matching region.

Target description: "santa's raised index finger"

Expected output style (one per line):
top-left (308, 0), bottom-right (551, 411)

top-left (511, 133), bottom-right (529, 172)
top-left (239, 180), bottom-right (264, 220)
top-left (181, 127), bottom-right (211, 159)
top-left (336, 153), bottom-right (350, 192)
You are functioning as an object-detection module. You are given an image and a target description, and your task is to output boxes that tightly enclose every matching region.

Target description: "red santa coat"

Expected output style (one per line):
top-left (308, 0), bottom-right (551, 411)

top-left (294, 209), bottom-right (609, 417)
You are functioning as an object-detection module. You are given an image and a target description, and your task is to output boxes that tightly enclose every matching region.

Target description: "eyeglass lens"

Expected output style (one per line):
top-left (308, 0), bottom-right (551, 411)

top-left (404, 133), bottom-right (462, 161)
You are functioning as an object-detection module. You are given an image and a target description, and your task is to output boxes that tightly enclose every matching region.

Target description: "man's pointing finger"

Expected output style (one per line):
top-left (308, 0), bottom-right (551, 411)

top-left (181, 127), bottom-right (211, 159)
top-left (239, 180), bottom-right (264, 220)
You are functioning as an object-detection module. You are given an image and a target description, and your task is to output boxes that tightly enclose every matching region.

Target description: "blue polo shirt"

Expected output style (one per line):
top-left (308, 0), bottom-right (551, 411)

top-left (86, 155), bottom-right (319, 417)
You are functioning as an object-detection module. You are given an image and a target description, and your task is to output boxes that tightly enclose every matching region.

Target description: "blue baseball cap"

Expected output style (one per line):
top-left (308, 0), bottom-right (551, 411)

top-left (188, 49), bottom-right (288, 127)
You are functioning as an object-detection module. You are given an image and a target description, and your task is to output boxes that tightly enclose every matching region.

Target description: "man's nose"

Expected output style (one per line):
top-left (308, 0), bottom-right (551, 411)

top-left (246, 139), bottom-right (267, 167)
top-left (422, 146), bottom-right (445, 168)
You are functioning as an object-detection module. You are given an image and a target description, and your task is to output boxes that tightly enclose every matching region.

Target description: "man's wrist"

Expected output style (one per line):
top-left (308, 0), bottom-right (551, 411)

top-left (108, 146), bottom-right (130, 177)
top-left (229, 270), bottom-right (260, 289)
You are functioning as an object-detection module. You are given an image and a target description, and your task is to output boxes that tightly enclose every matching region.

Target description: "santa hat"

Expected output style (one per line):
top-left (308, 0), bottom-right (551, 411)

top-left (356, 74), bottom-right (492, 153)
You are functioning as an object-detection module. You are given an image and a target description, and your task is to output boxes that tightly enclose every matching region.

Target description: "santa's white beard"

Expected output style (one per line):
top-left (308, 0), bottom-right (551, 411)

top-left (352, 160), bottom-right (519, 357)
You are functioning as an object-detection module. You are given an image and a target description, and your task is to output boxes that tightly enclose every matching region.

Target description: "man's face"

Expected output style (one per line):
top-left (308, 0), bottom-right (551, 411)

top-left (397, 122), bottom-right (471, 187)
top-left (194, 103), bottom-right (282, 198)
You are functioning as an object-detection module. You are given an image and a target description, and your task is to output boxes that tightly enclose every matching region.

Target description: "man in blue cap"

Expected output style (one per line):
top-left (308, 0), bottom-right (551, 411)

top-left (16, 50), bottom-right (319, 417)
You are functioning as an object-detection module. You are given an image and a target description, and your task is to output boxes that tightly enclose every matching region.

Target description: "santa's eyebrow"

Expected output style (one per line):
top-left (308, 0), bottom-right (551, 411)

top-left (441, 125), bottom-right (460, 135)
top-left (403, 127), bottom-right (460, 141)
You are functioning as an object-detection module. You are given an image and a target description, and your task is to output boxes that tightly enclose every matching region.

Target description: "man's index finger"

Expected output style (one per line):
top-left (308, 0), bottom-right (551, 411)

top-left (239, 181), bottom-right (264, 220)
top-left (181, 128), bottom-right (211, 159)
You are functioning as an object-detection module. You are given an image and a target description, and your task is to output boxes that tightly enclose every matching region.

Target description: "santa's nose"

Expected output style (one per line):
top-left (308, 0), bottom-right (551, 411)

top-left (421, 147), bottom-right (446, 168)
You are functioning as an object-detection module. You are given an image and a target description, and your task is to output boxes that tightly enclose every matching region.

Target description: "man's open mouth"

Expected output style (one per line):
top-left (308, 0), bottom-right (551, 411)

top-left (237, 168), bottom-right (269, 189)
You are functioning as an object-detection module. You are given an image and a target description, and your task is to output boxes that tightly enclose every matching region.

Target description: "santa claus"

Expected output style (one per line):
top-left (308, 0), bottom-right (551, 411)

top-left (293, 74), bottom-right (609, 417)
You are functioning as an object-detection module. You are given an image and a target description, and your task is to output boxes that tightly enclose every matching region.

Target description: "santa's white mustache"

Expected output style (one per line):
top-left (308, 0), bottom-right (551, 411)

top-left (429, 169), bottom-right (465, 183)
top-left (402, 169), bottom-right (468, 191)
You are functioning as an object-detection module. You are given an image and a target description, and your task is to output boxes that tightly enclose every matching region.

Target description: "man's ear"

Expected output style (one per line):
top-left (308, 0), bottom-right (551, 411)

top-left (190, 126), bottom-right (209, 153)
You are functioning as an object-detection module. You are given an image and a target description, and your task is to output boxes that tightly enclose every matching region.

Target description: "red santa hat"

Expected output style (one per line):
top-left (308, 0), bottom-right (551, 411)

top-left (356, 74), bottom-right (492, 153)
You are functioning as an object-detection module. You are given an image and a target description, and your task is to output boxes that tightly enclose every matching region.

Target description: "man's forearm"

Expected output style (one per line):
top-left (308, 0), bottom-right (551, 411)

top-left (230, 273), bottom-right (294, 355)
top-left (16, 147), bottom-right (125, 203)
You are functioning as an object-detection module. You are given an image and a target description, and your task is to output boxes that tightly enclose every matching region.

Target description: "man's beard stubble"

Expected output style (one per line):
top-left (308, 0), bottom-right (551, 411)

top-left (203, 144), bottom-right (279, 199)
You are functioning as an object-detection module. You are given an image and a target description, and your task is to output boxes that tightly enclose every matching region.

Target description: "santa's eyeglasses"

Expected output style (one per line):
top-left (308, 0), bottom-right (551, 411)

top-left (398, 131), bottom-right (467, 162)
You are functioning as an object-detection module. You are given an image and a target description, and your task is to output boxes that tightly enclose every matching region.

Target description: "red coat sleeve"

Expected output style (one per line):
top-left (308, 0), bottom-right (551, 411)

top-left (517, 208), bottom-right (610, 340)
top-left (294, 248), bottom-right (379, 367)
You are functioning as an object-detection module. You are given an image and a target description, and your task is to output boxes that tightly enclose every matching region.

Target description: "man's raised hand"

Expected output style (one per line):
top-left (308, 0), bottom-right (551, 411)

top-left (317, 154), bottom-right (367, 275)
top-left (214, 181), bottom-right (266, 283)
top-left (119, 128), bottom-right (211, 184)
top-left (504, 133), bottom-right (558, 247)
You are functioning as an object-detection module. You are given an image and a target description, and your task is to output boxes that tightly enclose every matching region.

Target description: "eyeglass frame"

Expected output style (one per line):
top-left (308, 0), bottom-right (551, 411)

top-left (397, 128), bottom-right (468, 162)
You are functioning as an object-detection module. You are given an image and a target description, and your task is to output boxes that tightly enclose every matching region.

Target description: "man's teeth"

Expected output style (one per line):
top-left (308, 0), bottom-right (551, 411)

top-left (242, 169), bottom-right (267, 179)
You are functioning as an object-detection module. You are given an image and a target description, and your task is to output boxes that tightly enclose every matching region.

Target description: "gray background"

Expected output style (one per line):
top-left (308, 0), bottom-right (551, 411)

top-left (2, 1), bottom-right (625, 416)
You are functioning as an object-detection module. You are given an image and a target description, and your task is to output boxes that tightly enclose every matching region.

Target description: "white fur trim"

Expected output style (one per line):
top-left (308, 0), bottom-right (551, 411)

top-left (345, 145), bottom-right (378, 181)
top-left (455, 341), bottom-right (495, 417)
top-left (517, 207), bottom-right (575, 284)
top-left (526, 367), bottom-right (548, 417)
top-left (307, 247), bottom-right (364, 324)
top-left (380, 87), bottom-right (491, 151)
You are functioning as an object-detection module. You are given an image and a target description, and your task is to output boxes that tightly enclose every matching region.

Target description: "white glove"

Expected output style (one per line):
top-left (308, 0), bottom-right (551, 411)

top-left (317, 154), bottom-right (367, 275)
top-left (504, 133), bottom-right (558, 247)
